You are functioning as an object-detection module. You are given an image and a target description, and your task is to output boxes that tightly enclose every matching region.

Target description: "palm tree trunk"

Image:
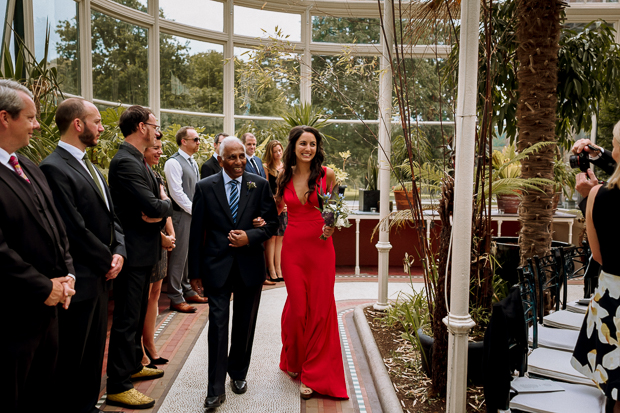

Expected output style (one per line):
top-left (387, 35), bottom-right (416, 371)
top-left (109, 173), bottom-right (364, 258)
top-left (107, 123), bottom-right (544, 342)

top-left (516, 0), bottom-right (563, 266)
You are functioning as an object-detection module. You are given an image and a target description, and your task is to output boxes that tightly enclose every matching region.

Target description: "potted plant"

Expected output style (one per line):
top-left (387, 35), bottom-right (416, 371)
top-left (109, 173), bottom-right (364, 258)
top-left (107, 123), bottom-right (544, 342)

top-left (491, 143), bottom-right (555, 213)
top-left (359, 153), bottom-right (380, 211)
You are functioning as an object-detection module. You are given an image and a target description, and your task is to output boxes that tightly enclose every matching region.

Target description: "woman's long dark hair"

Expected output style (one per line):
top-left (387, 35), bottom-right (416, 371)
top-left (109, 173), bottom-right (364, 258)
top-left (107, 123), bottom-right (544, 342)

top-left (276, 125), bottom-right (325, 200)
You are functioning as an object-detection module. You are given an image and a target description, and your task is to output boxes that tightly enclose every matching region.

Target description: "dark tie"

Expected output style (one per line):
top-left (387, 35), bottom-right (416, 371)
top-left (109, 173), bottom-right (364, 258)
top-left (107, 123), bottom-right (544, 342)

top-left (229, 180), bottom-right (239, 223)
top-left (8, 155), bottom-right (30, 183)
top-left (83, 154), bottom-right (105, 199)
top-left (250, 157), bottom-right (260, 176)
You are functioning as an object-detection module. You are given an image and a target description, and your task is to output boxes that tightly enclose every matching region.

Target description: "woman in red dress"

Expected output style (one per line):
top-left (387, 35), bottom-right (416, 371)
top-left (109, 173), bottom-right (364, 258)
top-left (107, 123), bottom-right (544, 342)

top-left (275, 126), bottom-right (348, 400)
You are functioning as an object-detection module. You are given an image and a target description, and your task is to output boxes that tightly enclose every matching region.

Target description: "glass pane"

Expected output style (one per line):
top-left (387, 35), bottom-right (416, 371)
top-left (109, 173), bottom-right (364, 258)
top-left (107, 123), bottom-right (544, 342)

top-left (393, 58), bottom-right (454, 122)
top-left (234, 118), bottom-right (286, 153)
top-left (109, 0), bottom-right (147, 13)
top-left (312, 54), bottom-right (379, 121)
top-left (395, 18), bottom-right (454, 46)
top-left (160, 0), bottom-right (223, 32)
top-left (391, 123), bottom-right (455, 173)
top-left (320, 122), bottom-right (379, 189)
top-left (0, 0), bottom-right (7, 47)
top-left (34, 0), bottom-right (79, 95)
top-left (160, 34), bottom-right (223, 114)
top-left (564, 21), bottom-right (614, 35)
top-left (160, 112), bottom-right (224, 138)
top-left (92, 12), bottom-right (148, 106)
top-left (234, 6), bottom-right (301, 41)
top-left (312, 17), bottom-right (380, 44)
top-left (234, 47), bottom-right (300, 117)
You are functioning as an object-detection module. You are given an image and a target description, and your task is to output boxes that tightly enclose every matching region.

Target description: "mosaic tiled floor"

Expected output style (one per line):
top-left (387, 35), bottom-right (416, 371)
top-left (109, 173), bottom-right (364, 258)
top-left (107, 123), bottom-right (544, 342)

top-left (98, 274), bottom-right (414, 413)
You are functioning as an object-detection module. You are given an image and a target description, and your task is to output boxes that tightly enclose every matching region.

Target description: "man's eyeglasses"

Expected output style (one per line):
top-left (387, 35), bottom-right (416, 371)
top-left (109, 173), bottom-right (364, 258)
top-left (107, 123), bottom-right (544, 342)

top-left (144, 122), bottom-right (161, 133)
top-left (185, 137), bottom-right (200, 143)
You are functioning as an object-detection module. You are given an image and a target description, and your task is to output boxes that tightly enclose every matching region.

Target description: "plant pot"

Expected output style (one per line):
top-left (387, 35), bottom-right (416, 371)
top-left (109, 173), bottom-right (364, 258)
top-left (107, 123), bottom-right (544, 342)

top-left (393, 190), bottom-right (411, 211)
top-left (493, 236), bottom-right (571, 286)
top-left (496, 193), bottom-right (521, 214)
top-left (359, 189), bottom-right (380, 212)
top-left (416, 328), bottom-right (485, 385)
top-left (338, 185), bottom-right (347, 196)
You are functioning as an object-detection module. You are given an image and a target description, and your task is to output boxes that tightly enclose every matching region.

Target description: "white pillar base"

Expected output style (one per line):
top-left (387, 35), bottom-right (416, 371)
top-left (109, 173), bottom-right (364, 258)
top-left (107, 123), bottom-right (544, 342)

top-left (444, 313), bottom-right (476, 413)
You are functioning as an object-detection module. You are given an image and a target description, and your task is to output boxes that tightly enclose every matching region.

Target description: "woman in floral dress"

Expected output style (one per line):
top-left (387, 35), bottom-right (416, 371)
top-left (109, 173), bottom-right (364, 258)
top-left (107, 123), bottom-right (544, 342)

top-left (572, 120), bottom-right (620, 412)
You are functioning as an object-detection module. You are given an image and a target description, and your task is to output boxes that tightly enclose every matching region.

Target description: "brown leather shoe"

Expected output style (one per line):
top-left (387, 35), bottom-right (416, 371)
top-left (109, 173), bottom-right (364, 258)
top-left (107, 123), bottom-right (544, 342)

top-left (186, 294), bottom-right (208, 304)
top-left (170, 302), bottom-right (197, 313)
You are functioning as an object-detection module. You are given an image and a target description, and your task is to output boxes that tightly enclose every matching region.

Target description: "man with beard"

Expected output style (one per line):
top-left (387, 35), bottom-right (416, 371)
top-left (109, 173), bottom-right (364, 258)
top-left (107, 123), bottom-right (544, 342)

top-left (40, 98), bottom-right (126, 413)
top-left (105, 105), bottom-right (173, 409)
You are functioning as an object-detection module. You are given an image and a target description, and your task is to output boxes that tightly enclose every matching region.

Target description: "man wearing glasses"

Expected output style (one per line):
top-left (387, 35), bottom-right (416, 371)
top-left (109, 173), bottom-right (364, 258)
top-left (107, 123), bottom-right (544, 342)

top-left (164, 126), bottom-right (209, 313)
top-left (106, 106), bottom-right (173, 409)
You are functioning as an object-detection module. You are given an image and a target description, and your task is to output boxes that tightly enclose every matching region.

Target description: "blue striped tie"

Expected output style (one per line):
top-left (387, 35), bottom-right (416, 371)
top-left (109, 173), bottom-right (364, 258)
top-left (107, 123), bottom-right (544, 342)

top-left (229, 180), bottom-right (239, 223)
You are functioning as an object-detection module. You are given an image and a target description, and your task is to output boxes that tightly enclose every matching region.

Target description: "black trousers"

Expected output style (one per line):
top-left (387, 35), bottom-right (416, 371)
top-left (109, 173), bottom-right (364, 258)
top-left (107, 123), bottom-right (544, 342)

top-left (2, 306), bottom-right (58, 413)
top-left (54, 287), bottom-right (109, 413)
top-left (106, 265), bottom-right (152, 394)
top-left (206, 264), bottom-right (262, 397)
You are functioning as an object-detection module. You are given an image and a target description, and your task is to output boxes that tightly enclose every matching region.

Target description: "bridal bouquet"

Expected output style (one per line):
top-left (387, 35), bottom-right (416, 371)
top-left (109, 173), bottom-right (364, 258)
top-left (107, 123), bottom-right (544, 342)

top-left (316, 186), bottom-right (352, 240)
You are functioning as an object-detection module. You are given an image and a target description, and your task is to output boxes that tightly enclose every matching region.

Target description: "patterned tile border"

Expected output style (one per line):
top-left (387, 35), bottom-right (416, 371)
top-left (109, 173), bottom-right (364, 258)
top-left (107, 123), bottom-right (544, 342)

top-left (339, 308), bottom-right (367, 413)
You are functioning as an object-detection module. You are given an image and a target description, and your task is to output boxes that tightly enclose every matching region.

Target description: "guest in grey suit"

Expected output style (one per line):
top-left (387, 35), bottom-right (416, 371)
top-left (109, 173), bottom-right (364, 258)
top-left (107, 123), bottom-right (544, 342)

top-left (242, 132), bottom-right (266, 178)
top-left (164, 126), bottom-right (209, 313)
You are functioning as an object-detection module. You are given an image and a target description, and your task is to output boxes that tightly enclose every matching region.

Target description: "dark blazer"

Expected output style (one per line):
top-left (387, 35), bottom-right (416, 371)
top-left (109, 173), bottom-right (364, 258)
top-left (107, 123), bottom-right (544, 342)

top-left (245, 156), bottom-right (266, 178)
top-left (200, 155), bottom-right (221, 179)
top-left (188, 171), bottom-right (278, 289)
top-left (109, 142), bottom-right (173, 267)
top-left (0, 155), bottom-right (75, 306)
top-left (40, 146), bottom-right (126, 302)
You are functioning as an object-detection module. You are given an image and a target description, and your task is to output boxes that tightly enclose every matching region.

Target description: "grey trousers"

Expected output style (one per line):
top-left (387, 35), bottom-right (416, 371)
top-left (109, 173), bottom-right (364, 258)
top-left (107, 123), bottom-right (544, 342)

top-left (167, 210), bottom-right (197, 304)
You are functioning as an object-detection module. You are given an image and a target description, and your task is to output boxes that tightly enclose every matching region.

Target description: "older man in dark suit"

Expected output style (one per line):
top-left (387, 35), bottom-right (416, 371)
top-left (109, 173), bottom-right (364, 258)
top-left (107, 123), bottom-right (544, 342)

top-left (40, 98), bottom-right (126, 413)
top-left (0, 80), bottom-right (76, 412)
top-left (189, 137), bottom-right (278, 412)
top-left (200, 132), bottom-right (228, 178)
top-left (105, 106), bottom-right (173, 409)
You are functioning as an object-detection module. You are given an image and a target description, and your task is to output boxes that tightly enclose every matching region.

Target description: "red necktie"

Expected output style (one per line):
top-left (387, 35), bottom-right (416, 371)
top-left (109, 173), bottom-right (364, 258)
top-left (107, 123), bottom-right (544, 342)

top-left (8, 155), bottom-right (30, 183)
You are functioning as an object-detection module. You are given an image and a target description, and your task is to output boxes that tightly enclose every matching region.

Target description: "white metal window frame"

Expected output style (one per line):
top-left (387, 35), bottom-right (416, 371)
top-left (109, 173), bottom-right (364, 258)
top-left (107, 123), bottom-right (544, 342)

top-left (5, 0), bottom-right (620, 132)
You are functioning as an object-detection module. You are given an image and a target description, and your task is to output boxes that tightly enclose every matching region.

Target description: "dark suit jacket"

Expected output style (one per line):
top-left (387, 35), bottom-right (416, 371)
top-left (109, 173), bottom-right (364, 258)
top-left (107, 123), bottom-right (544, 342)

top-left (200, 155), bottom-right (221, 179)
top-left (188, 171), bottom-right (278, 289)
top-left (109, 142), bottom-right (173, 267)
top-left (245, 156), bottom-right (266, 178)
top-left (40, 146), bottom-right (126, 302)
top-left (0, 155), bottom-right (75, 306)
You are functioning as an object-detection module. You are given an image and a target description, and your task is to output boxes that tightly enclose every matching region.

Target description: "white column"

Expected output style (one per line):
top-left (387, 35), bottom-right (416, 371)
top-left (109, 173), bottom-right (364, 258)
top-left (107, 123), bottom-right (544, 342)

top-left (78, 0), bottom-right (93, 101)
top-left (445, 0), bottom-right (480, 412)
top-left (148, 0), bottom-right (160, 117)
top-left (223, 0), bottom-right (235, 134)
top-left (300, 7), bottom-right (312, 105)
top-left (374, 0), bottom-right (393, 311)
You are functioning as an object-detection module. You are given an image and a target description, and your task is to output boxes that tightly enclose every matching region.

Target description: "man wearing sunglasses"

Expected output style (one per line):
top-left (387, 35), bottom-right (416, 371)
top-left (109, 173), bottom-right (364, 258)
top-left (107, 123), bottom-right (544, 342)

top-left (105, 106), bottom-right (173, 409)
top-left (164, 126), bottom-right (209, 313)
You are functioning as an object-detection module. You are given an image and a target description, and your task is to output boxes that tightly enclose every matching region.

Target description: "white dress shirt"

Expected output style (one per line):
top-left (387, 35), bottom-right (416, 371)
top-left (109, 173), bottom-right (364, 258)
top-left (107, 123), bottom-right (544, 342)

top-left (164, 149), bottom-right (197, 215)
top-left (0, 146), bottom-right (17, 171)
top-left (58, 141), bottom-right (110, 209)
top-left (222, 170), bottom-right (243, 204)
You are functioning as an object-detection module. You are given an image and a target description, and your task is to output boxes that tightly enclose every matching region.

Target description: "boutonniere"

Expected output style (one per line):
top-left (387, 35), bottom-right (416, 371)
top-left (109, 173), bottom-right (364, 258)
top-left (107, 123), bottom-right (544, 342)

top-left (247, 181), bottom-right (256, 191)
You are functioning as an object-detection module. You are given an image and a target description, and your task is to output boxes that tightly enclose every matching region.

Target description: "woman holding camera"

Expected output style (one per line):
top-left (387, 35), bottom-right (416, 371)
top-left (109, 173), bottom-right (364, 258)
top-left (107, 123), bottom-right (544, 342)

top-left (571, 121), bottom-right (620, 412)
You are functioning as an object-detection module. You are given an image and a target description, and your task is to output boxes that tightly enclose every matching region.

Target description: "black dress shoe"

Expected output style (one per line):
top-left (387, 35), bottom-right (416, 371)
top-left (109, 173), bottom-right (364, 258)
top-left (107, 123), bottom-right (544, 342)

top-left (231, 379), bottom-right (247, 394)
top-left (204, 394), bottom-right (226, 411)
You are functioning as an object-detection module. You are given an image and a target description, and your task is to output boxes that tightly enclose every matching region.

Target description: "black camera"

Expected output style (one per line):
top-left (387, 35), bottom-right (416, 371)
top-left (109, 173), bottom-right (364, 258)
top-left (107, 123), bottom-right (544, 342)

top-left (569, 150), bottom-right (592, 173)
top-left (569, 144), bottom-right (616, 174)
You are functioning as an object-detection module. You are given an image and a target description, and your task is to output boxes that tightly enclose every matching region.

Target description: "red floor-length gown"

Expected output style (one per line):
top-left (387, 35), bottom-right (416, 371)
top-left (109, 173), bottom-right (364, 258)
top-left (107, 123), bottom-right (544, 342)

top-left (279, 168), bottom-right (348, 399)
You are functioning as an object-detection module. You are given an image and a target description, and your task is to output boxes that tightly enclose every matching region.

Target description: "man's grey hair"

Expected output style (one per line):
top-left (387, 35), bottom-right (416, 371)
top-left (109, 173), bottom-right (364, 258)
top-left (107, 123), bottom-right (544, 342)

top-left (219, 136), bottom-right (246, 157)
top-left (0, 79), bottom-right (33, 118)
